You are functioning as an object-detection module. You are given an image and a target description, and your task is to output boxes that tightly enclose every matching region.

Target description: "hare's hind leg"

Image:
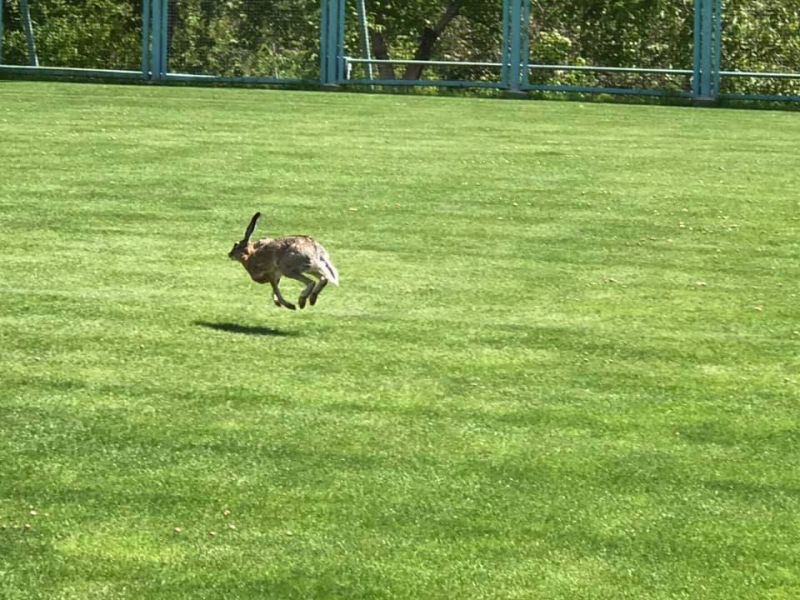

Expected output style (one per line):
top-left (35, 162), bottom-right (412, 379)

top-left (285, 273), bottom-right (317, 309)
top-left (309, 277), bottom-right (328, 306)
top-left (269, 280), bottom-right (296, 310)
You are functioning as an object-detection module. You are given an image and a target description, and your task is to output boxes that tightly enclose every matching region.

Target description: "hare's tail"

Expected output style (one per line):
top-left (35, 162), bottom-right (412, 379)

top-left (320, 256), bottom-right (339, 287)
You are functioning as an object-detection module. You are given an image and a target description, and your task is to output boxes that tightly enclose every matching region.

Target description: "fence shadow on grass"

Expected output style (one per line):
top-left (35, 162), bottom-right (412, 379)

top-left (194, 320), bottom-right (297, 337)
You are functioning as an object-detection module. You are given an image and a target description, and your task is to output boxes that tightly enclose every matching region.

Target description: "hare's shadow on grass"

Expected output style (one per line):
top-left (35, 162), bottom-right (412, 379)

top-left (195, 321), bottom-right (298, 337)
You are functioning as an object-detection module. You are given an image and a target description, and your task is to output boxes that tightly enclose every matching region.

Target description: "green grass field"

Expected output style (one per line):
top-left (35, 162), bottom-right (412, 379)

top-left (1, 82), bottom-right (798, 599)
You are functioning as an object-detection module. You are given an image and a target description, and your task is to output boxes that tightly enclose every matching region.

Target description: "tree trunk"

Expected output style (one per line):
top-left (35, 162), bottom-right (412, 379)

top-left (370, 29), bottom-right (396, 79)
top-left (367, 5), bottom-right (395, 79)
top-left (402, 0), bottom-right (465, 80)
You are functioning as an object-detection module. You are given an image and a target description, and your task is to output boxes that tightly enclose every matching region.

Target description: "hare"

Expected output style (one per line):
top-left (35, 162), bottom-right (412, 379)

top-left (229, 212), bottom-right (339, 310)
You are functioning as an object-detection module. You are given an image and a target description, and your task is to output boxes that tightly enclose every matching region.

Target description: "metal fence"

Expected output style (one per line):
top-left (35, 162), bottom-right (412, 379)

top-left (1, 0), bottom-right (798, 103)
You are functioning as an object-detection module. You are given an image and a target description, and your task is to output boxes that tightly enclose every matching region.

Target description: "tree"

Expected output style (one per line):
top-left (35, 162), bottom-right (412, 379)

top-left (1, 0), bottom-right (141, 69)
top-left (166, 0), bottom-right (320, 78)
top-left (364, 0), bottom-right (501, 80)
top-left (1, 0), bottom-right (798, 95)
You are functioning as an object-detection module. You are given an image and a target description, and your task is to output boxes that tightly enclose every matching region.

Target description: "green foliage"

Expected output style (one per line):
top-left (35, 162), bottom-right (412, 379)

top-left (531, 0), bottom-right (695, 67)
top-left (528, 0), bottom-right (695, 90)
top-left (1, 0), bottom-right (141, 69)
top-left (167, 0), bottom-right (320, 79)
top-left (722, 0), bottom-right (800, 95)
top-left (1, 0), bottom-right (798, 93)
top-left (354, 0), bottom-right (798, 93)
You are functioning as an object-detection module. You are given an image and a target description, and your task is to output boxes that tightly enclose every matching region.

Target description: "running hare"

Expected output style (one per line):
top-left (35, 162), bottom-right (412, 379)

top-left (229, 212), bottom-right (339, 310)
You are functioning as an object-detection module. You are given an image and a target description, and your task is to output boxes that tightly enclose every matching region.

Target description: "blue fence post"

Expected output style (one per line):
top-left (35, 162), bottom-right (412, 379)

top-left (694, 0), bottom-right (721, 103)
top-left (320, 0), bottom-right (343, 86)
top-left (160, 0), bottom-right (168, 78)
top-left (692, 0), bottom-right (701, 97)
top-left (320, 0), bottom-right (333, 84)
top-left (326, 0), bottom-right (337, 84)
top-left (500, 0), bottom-right (511, 88)
top-left (320, 0), bottom-right (328, 83)
top-left (712, 0), bottom-right (722, 96)
top-left (701, 0), bottom-right (712, 98)
top-left (142, 0), bottom-right (151, 79)
top-left (500, 0), bottom-right (527, 93)
top-left (508, 0), bottom-right (523, 92)
top-left (0, 0), bottom-right (5, 64)
top-left (521, 0), bottom-right (531, 88)
top-left (337, 0), bottom-right (346, 82)
top-left (150, 0), bottom-right (160, 80)
top-left (148, 0), bottom-right (168, 81)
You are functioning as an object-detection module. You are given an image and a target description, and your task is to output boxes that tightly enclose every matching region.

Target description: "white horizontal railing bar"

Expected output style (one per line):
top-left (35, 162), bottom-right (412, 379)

top-left (345, 57), bottom-right (500, 68)
top-left (720, 69), bottom-right (800, 80)
top-left (0, 64), bottom-right (143, 77)
top-left (344, 57), bottom-right (693, 76)
top-left (529, 64), bottom-right (693, 75)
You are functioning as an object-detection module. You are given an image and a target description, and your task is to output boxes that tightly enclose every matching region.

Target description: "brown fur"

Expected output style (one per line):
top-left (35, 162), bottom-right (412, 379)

top-left (229, 213), bottom-right (339, 310)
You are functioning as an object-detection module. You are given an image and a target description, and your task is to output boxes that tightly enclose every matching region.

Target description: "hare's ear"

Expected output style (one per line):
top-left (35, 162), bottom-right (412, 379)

top-left (243, 212), bottom-right (261, 242)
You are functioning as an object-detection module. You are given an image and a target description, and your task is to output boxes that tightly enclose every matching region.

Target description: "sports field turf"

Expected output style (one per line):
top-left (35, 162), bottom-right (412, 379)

top-left (1, 82), bottom-right (798, 599)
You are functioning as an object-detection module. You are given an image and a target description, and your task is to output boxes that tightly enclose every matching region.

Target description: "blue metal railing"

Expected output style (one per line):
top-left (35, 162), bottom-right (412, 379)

top-left (0, 0), bottom-right (5, 65)
top-left (0, 0), bottom-right (797, 104)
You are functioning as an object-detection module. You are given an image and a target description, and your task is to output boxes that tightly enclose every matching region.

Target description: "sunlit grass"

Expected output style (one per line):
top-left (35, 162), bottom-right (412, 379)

top-left (1, 81), bottom-right (798, 599)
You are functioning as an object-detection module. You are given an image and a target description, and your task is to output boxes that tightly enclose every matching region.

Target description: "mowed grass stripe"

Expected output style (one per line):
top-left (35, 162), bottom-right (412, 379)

top-left (0, 82), bottom-right (798, 599)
